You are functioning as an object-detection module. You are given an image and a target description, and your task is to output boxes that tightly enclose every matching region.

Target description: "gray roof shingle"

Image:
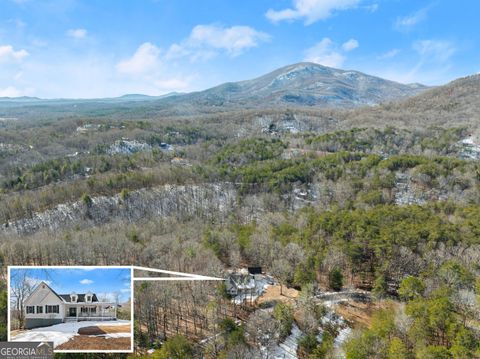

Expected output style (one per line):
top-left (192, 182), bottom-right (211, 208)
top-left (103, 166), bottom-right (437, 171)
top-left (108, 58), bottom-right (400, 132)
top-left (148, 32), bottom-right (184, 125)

top-left (59, 293), bottom-right (99, 303)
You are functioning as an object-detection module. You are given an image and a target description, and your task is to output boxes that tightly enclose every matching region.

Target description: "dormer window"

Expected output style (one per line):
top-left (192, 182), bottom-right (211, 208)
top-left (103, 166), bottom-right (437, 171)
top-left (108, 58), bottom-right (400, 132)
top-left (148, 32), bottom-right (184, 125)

top-left (85, 291), bottom-right (93, 303)
top-left (70, 292), bottom-right (78, 303)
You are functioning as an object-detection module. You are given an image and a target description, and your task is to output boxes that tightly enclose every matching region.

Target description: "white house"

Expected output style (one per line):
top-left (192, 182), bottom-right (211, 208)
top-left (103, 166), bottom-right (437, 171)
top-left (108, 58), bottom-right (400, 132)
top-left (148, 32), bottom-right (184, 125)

top-left (23, 281), bottom-right (117, 329)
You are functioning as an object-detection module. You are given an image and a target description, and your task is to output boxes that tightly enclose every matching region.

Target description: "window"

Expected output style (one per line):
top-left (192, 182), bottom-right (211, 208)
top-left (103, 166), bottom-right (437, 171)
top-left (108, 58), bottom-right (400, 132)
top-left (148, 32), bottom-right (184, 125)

top-left (86, 295), bottom-right (91, 302)
top-left (26, 306), bottom-right (35, 314)
top-left (45, 305), bottom-right (59, 314)
top-left (36, 306), bottom-right (43, 314)
top-left (80, 307), bottom-right (95, 314)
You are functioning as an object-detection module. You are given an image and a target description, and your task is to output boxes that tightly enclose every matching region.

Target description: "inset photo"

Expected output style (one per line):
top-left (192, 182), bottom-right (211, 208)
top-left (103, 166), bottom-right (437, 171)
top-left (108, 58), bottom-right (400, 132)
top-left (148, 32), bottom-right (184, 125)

top-left (8, 266), bottom-right (133, 353)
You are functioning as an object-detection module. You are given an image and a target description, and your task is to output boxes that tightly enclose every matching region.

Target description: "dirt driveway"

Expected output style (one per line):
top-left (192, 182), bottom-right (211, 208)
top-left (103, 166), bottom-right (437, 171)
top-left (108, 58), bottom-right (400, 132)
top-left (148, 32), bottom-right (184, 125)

top-left (56, 323), bottom-right (132, 351)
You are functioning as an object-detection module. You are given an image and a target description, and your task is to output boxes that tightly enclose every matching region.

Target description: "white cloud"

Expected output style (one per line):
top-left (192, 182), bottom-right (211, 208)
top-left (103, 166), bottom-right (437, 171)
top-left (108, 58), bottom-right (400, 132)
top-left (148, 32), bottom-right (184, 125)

top-left (67, 28), bottom-right (87, 39)
top-left (266, 0), bottom-right (361, 25)
top-left (7, 18), bottom-right (26, 29)
top-left (365, 3), bottom-right (378, 12)
top-left (191, 25), bottom-right (269, 55)
top-left (342, 38), bottom-right (359, 52)
top-left (2, 24), bottom-right (267, 98)
top-left (116, 42), bottom-right (161, 75)
top-left (377, 49), bottom-right (400, 60)
top-left (395, 8), bottom-right (428, 31)
top-left (0, 86), bottom-right (22, 97)
top-left (114, 42), bottom-right (193, 93)
top-left (15, 52), bottom-right (191, 97)
top-left (0, 45), bottom-right (29, 62)
top-left (167, 24), bottom-right (270, 59)
top-left (371, 40), bottom-right (456, 85)
top-left (413, 40), bottom-right (456, 63)
top-left (80, 278), bottom-right (94, 285)
top-left (304, 38), bottom-right (345, 68)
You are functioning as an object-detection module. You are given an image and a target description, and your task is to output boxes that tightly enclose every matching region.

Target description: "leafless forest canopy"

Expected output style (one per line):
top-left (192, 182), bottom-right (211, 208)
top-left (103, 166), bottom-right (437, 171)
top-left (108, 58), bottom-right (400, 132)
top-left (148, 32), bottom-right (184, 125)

top-left (0, 74), bottom-right (479, 358)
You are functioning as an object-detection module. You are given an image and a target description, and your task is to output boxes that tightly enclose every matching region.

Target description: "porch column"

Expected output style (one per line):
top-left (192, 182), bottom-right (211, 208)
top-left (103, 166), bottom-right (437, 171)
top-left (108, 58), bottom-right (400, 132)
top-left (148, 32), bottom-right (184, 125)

top-left (76, 306), bottom-right (78, 321)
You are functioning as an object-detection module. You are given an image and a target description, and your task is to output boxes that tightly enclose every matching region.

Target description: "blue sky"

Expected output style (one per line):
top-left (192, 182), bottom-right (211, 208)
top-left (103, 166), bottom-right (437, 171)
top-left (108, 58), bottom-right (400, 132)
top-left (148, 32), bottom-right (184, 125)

top-left (10, 267), bottom-right (132, 303)
top-left (0, 0), bottom-right (478, 98)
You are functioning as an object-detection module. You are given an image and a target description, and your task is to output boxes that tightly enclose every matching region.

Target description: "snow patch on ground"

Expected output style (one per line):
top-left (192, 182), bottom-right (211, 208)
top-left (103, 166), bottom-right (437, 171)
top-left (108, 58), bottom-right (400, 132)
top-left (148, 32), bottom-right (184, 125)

top-left (459, 137), bottom-right (480, 159)
top-left (11, 320), bottom-right (130, 348)
top-left (270, 324), bottom-right (302, 359)
top-left (334, 327), bottom-right (352, 347)
top-left (107, 139), bottom-right (152, 155)
top-left (394, 173), bottom-right (427, 205)
top-left (104, 332), bottom-right (132, 339)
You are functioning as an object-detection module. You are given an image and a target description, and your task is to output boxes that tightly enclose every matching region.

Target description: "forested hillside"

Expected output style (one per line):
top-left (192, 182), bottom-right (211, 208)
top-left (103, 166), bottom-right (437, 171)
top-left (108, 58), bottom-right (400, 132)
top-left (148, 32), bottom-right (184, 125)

top-left (0, 71), bottom-right (479, 358)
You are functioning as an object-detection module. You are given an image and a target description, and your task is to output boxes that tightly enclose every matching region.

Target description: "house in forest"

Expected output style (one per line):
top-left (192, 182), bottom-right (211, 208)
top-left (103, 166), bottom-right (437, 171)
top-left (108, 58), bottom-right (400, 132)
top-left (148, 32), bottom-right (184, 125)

top-left (225, 268), bottom-right (272, 304)
top-left (23, 281), bottom-right (117, 329)
top-left (226, 269), bottom-right (256, 297)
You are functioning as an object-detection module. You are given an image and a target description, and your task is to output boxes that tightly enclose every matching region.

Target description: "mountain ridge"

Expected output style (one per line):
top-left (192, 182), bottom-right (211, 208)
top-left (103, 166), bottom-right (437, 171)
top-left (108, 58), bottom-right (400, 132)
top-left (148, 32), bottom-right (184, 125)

top-left (336, 73), bottom-right (480, 129)
top-left (0, 92), bottom-right (180, 103)
top-left (0, 62), bottom-right (428, 109)
top-left (161, 62), bottom-right (429, 109)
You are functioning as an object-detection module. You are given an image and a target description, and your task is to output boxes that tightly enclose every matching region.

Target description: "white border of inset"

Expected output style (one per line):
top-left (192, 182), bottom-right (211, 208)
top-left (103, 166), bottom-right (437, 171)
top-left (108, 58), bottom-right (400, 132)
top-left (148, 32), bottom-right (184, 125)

top-left (7, 265), bottom-right (134, 354)
top-left (132, 265), bottom-right (223, 281)
top-left (7, 265), bottom-right (223, 353)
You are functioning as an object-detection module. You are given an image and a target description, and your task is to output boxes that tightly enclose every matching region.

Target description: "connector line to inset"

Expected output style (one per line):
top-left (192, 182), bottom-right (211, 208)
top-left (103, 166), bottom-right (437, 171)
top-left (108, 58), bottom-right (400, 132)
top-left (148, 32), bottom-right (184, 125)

top-left (132, 265), bottom-right (223, 281)
top-left (133, 277), bottom-right (223, 281)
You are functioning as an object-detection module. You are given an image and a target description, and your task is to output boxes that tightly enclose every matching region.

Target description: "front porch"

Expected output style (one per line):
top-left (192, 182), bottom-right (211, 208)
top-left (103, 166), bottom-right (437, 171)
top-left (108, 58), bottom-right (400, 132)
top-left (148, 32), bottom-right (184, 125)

top-left (65, 303), bottom-right (116, 322)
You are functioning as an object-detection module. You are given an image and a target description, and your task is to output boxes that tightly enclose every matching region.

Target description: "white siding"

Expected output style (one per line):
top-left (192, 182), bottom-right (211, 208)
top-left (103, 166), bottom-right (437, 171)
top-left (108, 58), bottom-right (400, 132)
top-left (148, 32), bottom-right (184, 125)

top-left (24, 284), bottom-right (65, 320)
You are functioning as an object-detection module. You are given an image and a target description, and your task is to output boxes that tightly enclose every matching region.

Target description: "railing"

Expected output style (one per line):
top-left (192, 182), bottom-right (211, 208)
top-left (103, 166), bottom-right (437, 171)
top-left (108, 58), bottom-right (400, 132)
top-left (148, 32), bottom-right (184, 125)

top-left (66, 313), bottom-right (115, 318)
top-left (65, 316), bottom-right (116, 322)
